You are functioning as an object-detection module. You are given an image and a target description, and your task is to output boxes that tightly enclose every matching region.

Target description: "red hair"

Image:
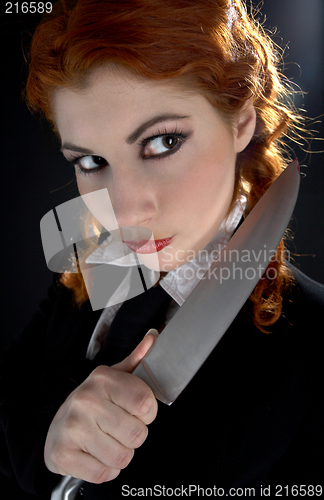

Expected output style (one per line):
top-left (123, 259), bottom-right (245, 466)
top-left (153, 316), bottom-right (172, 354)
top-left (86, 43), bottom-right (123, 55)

top-left (26, 0), bottom-right (304, 332)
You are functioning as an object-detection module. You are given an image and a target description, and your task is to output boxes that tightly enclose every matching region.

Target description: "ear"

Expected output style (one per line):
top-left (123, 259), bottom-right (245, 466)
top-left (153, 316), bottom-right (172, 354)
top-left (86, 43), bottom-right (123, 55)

top-left (234, 99), bottom-right (256, 153)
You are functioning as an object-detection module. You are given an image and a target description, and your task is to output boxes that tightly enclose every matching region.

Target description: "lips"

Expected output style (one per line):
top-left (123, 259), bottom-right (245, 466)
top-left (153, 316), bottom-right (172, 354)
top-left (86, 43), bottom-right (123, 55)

top-left (123, 236), bottom-right (174, 254)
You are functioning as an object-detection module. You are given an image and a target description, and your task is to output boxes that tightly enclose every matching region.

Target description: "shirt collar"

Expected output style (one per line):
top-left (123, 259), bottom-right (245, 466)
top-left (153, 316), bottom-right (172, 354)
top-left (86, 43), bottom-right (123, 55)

top-left (159, 197), bottom-right (245, 305)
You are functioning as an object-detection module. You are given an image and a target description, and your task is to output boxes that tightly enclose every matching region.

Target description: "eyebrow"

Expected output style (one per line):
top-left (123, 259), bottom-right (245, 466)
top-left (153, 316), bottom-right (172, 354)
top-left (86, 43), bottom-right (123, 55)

top-left (60, 144), bottom-right (95, 154)
top-left (126, 114), bottom-right (190, 144)
top-left (60, 113), bottom-right (190, 153)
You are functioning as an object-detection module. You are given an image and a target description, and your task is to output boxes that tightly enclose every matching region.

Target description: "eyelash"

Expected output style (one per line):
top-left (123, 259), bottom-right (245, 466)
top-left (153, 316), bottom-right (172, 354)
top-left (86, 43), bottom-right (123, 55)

top-left (139, 127), bottom-right (189, 161)
top-left (67, 154), bottom-right (107, 177)
top-left (66, 127), bottom-right (189, 176)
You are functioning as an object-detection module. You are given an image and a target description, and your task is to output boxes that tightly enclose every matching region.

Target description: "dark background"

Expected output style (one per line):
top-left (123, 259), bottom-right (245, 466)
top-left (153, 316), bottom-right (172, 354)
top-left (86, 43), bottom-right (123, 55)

top-left (1, 0), bottom-right (323, 349)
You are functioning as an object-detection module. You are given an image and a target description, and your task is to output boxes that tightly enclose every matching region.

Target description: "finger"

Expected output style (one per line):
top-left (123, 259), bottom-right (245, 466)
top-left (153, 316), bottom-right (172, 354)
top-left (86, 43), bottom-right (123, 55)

top-left (57, 449), bottom-right (121, 484)
top-left (113, 329), bottom-right (159, 374)
top-left (81, 427), bottom-right (134, 471)
top-left (93, 366), bottom-right (158, 425)
top-left (95, 398), bottom-right (148, 450)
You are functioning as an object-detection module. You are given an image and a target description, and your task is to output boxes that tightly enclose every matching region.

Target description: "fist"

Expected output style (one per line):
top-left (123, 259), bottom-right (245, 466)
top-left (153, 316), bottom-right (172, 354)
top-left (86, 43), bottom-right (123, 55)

top-left (44, 332), bottom-right (158, 483)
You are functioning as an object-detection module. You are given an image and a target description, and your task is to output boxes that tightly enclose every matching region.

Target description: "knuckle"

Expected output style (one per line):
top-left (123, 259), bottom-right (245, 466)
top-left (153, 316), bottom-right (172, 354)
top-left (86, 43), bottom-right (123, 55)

top-left (145, 398), bottom-right (158, 424)
top-left (128, 422), bottom-right (148, 448)
top-left (92, 465), bottom-right (120, 484)
top-left (99, 366), bottom-right (129, 400)
top-left (82, 366), bottom-right (112, 397)
top-left (71, 387), bottom-right (96, 409)
top-left (58, 411), bottom-right (86, 446)
top-left (132, 386), bottom-right (155, 417)
top-left (114, 447), bottom-right (134, 470)
top-left (68, 388), bottom-right (102, 419)
top-left (61, 410), bottom-right (81, 433)
top-left (91, 364), bottom-right (111, 381)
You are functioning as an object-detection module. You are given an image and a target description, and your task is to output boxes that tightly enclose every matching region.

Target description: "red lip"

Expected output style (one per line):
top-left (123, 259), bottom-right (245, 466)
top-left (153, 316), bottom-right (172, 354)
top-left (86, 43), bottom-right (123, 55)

top-left (123, 236), bottom-right (174, 254)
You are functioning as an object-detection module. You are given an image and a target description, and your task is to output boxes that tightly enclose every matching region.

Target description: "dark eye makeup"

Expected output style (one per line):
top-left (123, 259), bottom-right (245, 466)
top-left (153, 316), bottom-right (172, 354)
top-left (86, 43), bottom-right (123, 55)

top-left (140, 127), bottom-right (189, 161)
top-left (64, 127), bottom-right (190, 176)
top-left (66, 154), bottom-right (108, 176)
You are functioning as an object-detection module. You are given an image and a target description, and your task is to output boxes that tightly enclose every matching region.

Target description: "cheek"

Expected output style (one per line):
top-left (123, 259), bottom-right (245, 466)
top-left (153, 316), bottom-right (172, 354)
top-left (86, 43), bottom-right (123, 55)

top-left (166, 141), bottom-right (235, 217)
top-left (76, 176), bottom-right (100, 196)
top-left (205, 157), bottom-right (235, 201)
top-left (193, 133), bottom-right (236, 201)
top-left (76, 169), bottom-right (111, 196)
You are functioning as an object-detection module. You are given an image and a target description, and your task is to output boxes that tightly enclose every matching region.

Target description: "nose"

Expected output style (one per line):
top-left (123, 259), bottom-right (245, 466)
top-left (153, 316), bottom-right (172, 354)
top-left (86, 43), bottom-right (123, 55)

top-left (109, 167), bottom-right (157, 228)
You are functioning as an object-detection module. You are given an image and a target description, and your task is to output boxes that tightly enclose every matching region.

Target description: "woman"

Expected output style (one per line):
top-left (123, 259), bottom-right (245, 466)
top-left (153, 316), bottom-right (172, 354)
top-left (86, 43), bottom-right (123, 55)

top-left (1, 0), bottom-right (323, 499)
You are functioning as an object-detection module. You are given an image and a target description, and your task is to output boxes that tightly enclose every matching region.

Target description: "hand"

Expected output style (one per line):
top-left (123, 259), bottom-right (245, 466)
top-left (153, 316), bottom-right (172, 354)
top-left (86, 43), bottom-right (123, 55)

top-left (44, 331), bottom-right (158, 483)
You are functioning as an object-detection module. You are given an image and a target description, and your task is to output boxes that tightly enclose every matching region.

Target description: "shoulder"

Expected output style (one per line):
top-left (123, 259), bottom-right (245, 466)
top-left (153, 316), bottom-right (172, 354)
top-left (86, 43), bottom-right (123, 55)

top-left (287, 264), bottom-right (324, 313)
top-left (276, 264), bottom-right (324, 358)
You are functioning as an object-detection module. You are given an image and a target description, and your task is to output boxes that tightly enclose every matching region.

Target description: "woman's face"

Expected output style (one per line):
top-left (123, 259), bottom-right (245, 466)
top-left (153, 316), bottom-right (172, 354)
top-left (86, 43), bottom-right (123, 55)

top-left (53, 66), bottom-right (255, 272)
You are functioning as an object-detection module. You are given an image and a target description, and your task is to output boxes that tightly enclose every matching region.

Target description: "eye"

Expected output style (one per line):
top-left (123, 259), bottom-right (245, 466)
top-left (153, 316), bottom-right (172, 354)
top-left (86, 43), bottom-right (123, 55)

top-left (70, 155), bottom-right (108, 175)
top-left (141, 132), bottom-right (187, 159)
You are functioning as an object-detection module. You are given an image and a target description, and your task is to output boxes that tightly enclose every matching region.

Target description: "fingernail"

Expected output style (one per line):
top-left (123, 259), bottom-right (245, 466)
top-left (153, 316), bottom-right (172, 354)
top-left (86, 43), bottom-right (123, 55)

top-left (144, 328), bottom-right (159, 338)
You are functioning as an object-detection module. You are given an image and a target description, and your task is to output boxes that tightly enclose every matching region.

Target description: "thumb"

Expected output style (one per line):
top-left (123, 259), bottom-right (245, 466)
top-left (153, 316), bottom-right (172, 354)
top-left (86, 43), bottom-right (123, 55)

top-left (112, 329), bottom-right (159, 373)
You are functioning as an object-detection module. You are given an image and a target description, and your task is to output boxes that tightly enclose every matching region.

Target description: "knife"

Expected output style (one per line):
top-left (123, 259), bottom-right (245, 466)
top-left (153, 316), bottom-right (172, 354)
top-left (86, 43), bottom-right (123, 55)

top-left (133, 159), bottom-right (300, 405)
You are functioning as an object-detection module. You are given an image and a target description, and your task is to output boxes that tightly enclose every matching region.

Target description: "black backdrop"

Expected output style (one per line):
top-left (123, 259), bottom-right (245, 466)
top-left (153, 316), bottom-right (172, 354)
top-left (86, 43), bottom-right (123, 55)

top-left (1, 0), bottom-right (323, 349)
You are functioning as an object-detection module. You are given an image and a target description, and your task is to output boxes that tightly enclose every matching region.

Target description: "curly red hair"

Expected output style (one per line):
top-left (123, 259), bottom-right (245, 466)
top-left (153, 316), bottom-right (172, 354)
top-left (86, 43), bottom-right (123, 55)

top-left (26, 0), bottom-right (304, 332)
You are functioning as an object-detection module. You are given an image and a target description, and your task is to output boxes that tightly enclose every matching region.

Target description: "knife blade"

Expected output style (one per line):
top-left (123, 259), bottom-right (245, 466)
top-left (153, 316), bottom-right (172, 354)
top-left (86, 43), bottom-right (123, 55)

top-left (133, 159), bottom-right (300, 405)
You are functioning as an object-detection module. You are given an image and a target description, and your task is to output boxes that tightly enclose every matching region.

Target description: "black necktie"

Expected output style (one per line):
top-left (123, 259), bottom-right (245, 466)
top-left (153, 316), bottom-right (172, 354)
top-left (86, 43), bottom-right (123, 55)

top-left (92, 277), bottom-right (173, 367)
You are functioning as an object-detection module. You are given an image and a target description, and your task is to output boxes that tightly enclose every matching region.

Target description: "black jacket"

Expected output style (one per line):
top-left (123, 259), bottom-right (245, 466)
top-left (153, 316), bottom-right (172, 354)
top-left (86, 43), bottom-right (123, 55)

top-left (1, 266), bottom-right (323, 499)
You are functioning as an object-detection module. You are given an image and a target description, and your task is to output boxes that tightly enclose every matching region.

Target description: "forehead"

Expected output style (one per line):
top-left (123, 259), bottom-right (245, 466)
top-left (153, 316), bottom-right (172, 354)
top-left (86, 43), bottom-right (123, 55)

top-left (52, 66), bottom-right (196, 135)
